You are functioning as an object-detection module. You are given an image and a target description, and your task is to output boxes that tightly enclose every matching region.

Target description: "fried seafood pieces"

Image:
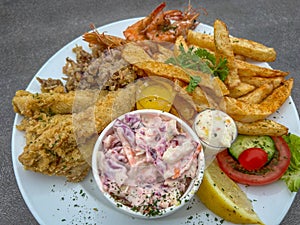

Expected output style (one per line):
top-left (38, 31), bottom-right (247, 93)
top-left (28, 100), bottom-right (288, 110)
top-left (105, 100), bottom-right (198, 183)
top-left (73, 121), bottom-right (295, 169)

top-left (17, 113), bottom-right (88, 182)
top-left (12, 90), bottom-right (106, 117)
top-left (15, 86), bottom-right (136, 182)
top-left (63, 46), bottom-right (137, 92)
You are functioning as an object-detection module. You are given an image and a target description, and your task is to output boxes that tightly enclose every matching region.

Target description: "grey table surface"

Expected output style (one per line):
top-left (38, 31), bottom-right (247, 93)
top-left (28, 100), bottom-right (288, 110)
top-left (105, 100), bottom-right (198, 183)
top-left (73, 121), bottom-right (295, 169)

top-left (1, 0), bottom-right (299, 224)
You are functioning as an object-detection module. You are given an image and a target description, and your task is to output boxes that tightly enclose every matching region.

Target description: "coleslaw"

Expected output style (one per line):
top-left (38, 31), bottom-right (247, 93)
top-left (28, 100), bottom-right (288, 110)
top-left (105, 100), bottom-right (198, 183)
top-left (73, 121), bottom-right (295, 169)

top-left (95, 112), bottom-right (202, 216)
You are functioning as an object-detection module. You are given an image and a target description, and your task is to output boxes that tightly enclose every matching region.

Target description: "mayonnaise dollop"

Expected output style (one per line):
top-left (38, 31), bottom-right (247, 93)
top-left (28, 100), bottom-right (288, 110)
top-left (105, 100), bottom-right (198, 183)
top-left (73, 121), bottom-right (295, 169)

top-left (193, 109), bottom-right (237, 149)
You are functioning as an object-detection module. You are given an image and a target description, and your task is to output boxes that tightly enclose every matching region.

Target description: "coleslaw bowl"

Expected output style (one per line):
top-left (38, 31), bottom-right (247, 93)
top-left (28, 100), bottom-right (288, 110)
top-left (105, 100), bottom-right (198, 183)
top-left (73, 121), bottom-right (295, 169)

top-left (92, 109), bottom-right (205, 219)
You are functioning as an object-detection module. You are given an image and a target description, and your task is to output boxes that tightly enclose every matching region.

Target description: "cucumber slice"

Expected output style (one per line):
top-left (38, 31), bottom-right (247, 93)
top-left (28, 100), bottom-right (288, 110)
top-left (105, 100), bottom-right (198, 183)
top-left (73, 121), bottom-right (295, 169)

top-left (229, 135), bottom-right (276, 162)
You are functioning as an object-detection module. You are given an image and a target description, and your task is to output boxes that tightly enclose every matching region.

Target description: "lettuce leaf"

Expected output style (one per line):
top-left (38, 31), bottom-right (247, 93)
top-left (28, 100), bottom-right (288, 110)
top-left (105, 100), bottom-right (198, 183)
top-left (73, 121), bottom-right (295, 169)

top-left (281, 133), bottom-right (300, 192)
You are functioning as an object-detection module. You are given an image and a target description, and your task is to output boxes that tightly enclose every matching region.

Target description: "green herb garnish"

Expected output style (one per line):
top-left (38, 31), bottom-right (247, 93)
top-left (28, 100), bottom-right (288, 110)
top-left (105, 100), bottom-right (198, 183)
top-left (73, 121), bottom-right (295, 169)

top-left (186, 75), bottom-right (201, 93)
top-left (165, 44), bottom-right (211, 72)
top-left (193, 48), bottom-right (229, 81)
top-left (165, 44), bottom-right (229, 92)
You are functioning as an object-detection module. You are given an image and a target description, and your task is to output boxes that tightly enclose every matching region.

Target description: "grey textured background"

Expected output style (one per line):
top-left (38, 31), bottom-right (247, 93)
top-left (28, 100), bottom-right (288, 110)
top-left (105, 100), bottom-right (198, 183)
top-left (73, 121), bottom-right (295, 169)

top-left (1, 0), bottom-right (299, 224)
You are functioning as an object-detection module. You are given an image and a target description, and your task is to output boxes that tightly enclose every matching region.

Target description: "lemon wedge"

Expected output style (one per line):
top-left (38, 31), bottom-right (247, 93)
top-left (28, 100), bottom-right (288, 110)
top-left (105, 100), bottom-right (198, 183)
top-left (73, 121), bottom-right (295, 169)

top-left (197, 160), bottom-right (264, 224)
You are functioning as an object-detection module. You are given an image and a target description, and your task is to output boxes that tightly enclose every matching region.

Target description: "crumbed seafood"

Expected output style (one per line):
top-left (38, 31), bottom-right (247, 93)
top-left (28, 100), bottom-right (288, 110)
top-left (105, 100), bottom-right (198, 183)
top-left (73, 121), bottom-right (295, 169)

top-left (12, 89), bottom-right (107, 117)
top-left (17, 85), bottom-right (136, 182)
top-left (17, 113), bottom-right (89, 182)
top-left (36, 77), bottom-right (65, 93)
top-left (63, 47), bottom-right (136, 92)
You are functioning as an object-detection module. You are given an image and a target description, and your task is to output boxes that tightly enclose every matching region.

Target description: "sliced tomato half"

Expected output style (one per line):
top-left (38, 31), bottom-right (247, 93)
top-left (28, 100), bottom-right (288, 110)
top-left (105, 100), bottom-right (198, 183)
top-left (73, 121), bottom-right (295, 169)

top-left (216, 136), bottom-right (291, 186)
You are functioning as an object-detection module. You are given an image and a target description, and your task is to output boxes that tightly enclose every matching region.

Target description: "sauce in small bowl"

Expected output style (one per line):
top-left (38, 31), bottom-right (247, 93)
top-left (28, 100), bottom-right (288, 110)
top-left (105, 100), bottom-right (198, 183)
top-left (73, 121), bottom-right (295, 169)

top-left (193, 109), bottom-right (237, 167)
top-left (136, 77), bottom-right (176, 112)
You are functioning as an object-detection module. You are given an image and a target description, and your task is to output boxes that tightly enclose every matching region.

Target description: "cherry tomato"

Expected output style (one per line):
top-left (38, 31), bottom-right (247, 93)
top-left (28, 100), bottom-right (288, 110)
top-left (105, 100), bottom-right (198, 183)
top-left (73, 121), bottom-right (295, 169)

top-left (216, 136), bottom-right (291, 186)
top-left (238, 148), bottom-right (268, 170)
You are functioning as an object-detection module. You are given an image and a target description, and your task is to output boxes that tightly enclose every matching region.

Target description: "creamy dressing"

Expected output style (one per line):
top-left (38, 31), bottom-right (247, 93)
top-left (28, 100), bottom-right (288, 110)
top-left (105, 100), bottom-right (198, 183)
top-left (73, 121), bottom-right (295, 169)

top-left (97, 113), bottom-right (201, 216)
top-left (194, 109), bottom-right (237, 149)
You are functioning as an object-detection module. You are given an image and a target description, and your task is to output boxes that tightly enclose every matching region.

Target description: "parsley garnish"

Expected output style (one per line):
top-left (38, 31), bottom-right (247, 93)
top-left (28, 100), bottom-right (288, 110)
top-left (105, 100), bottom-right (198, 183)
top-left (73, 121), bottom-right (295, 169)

top-left (193, 48), bottom-right (229, 81)
top-left (165, 44), bottom-right (211, 73)
top-left (186, 75), bottom-right (201, 93)
top-left (165, 44), bottom-right (229, 92)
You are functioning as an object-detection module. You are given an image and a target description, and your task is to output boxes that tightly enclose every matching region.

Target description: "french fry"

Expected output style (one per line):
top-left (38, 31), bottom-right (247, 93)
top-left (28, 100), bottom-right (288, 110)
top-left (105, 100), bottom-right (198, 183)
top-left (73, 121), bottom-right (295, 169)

top-left (172, 89), bottom-right (198, 126)
top-left (157, 44), bottom-right (173, 60)
top-left (133, 61), bottom-right (229, 96)
top-left (214, 20), bottom-right (235, 60)
top-left (214, 19), bottom-right (240, 89)
top-left (236, 59), bottom-right (289, 77)
top-left (188, 44), bottom-right (214, 54)
top-left (228, 82), bottom-right (255, 98)
top-left (260, 78), bottom-right (293, 108)
top-left (134, 61), bottom-right (190, 81)
top-left (174, 36), bottom-right (188, 57)
top-left (188, 40), bottom-right (287, 80)
top-left (188, 86), bottom-right (211, 111)
top-left (231, 37), bottom-right (276, 62)
top-left (238, 82), bottom-right (274, 104)
top-left (234, 54), bottom-right (246, 61)
top-left (174, 79), bottom-right (214, 112)
top-left (221, 96), bottom-right (273, 122)
top-left (211, 77), bottom-right (230, 96)
top-left (240, 76), bottom-right (284, 88)
top-left (221, 78), bottom-right (293, 122)
top-left (187, 30), bottom-right (276, 62)
top-left (173, 78), bottom-right (187, 90)
top-left (187, 30), bottom-right (215, 50)
top-left (235, 119), bottom-right (288, 136)
top-left (122, 42), bottom-right (153, 64)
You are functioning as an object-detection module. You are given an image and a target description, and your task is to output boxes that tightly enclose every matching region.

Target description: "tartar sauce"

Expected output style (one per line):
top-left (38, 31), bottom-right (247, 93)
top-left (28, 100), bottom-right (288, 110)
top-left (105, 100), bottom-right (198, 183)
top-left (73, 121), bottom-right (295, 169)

top-left (193, 109), bottom-right (237, 150)
top-left (97, 112), bottom-right (202, 216)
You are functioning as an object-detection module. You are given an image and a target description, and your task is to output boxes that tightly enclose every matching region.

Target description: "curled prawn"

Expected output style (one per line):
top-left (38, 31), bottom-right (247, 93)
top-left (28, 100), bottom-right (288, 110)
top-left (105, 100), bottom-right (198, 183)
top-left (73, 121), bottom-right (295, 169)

top-left (123, 2), bottom-right (200, 42)
top-left (123, 2), bottom-right (167, 41)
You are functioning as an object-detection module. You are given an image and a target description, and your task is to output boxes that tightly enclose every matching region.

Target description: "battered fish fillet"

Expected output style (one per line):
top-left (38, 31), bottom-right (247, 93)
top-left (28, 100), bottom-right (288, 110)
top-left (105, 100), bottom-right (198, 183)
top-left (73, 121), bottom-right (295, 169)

top-left (17, 113), bottom-right (89, 182)
top-left (12, 90), bottom-right (107, 117)
top-left (17, 85), bottom-right (136, 182)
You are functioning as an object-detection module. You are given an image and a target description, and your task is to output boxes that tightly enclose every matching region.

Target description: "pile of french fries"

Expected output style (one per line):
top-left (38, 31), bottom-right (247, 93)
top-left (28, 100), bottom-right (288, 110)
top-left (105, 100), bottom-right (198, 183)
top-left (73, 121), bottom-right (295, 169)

top-left (204, 19), bottom-right (292, 136)
top-left (130, 19), bottom-right (293, 137)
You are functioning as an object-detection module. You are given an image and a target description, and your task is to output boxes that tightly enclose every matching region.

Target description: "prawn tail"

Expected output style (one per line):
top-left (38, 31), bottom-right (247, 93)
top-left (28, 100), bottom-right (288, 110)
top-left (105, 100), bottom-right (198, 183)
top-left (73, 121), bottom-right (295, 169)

top-left (83, 24), bottom-right (127, 50)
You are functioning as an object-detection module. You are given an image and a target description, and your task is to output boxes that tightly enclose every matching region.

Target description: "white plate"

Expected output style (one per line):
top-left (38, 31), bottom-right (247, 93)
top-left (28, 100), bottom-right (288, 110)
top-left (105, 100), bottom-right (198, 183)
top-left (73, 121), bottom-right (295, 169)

top-left (12, 18), bottom-right (300, 225)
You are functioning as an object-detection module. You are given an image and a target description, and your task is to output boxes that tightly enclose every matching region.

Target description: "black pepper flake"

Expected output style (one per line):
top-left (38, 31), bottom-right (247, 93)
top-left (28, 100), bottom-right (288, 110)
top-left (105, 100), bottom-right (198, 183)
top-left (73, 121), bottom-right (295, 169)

top-left (186, 205), bottom-right (192, 210)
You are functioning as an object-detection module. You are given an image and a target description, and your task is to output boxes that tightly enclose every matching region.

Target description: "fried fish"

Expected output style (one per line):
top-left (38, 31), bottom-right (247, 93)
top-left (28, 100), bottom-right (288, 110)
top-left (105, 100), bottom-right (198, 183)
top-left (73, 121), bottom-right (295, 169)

top-left (12, 90), bottom-right (108, 117)
top-left (17, 85), bottom-right (136, 182)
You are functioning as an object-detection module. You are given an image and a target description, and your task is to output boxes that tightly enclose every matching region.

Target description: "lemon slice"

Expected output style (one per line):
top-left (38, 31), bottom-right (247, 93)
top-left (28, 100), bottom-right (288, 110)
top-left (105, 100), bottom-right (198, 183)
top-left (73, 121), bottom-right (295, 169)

top-left (197, 160), bottom-right (264, 224)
